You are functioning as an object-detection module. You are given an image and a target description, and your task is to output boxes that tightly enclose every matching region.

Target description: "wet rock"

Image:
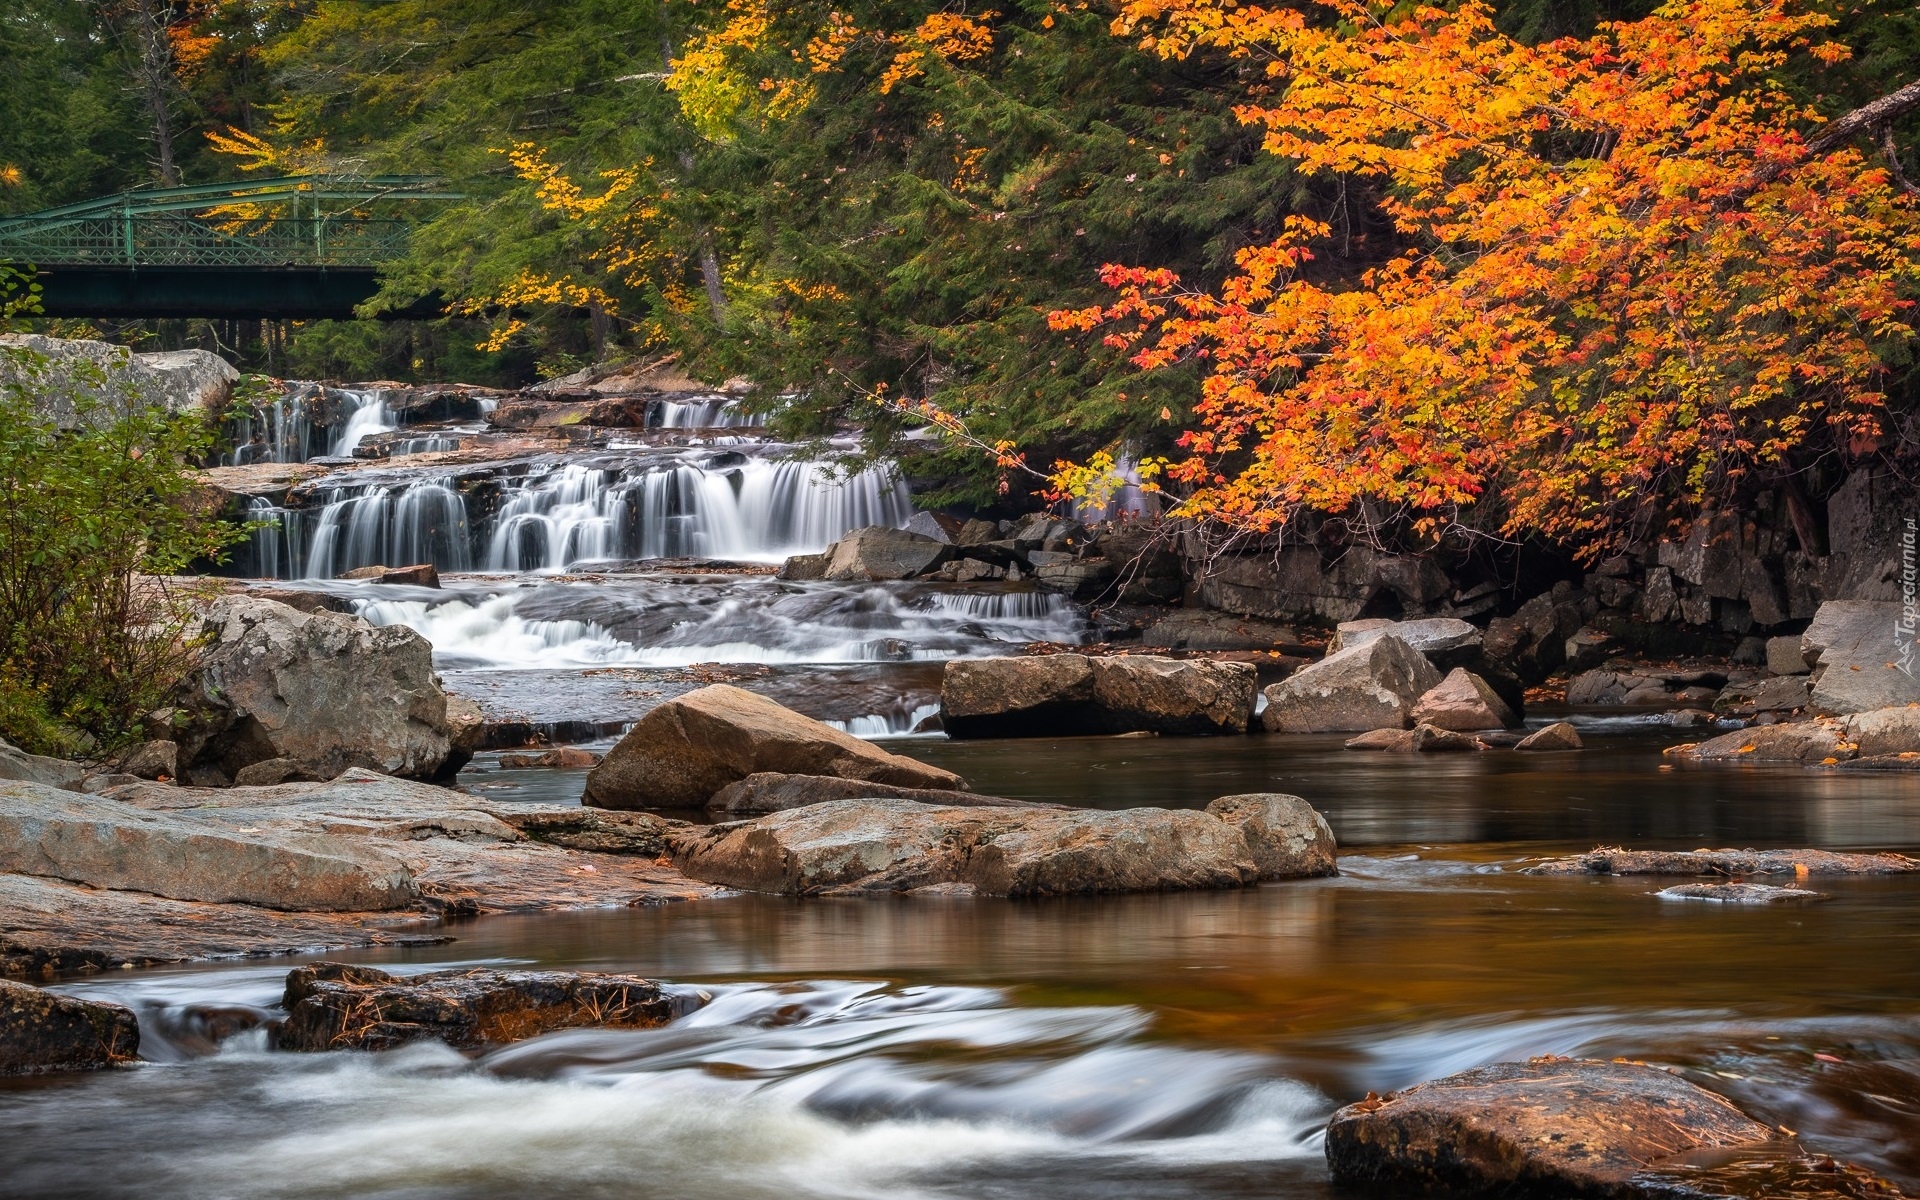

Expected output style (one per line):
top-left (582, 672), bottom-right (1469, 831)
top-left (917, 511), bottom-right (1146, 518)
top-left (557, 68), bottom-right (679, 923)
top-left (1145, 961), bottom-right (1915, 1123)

top-left (1202, 794), bottom-right (1338, 879)
top-left (486, 806), bottom-right (682, 855)
top-left (1410, 668), bottom-right (1518, 731)
top-left (672, 798), bottom-right (1312, 897)
top-left (0, 333), bottom-right (236, 426)
top-left (1034, 556), bottom-right (1118, 600)
top-left (707, 772), bottom-right (1044, 815)
top-left (0, 979), bottom-right (139, 1075)
top-left (584, 684), bottom-right (964, 809)
top-left (0, 740), bottom-right (84, 789)
top-left (822, 526), bottom-right (954, 581)
top-left (497, 748), bottom-right (601, 769)
top-left (1522, 846), bottom-right (1920, 876)
top-left (1666, 709), bottom-right (1720, 728)
top-left (1345, 728), bottom-right (1416, 751)
top-left (1678, 720), bottom-right (1847, 763)
top-left (0, 779), bottom-right (417, 910)
top-left (1138, 610), bottom-right (1304, 652)
top-left (1330, 617), bottom-right (1481, 659)
top-left (1767, 635), bottom-right (1812, 676)
top-left (1324, 1058), bottom-right (1778, 1197)
top-left (276, 962), bottom-right (693, 1052)
top-left (116, 740), bottom-right (178, 781)
top-left (1833, 752), bottom-right (1920, 771)
top-left (337, 563), bottom-right (441, 588)
top-left (1657, 882), bottom-right (1829, 903)
top-left (1261, 636), bottom-right (1441, 733)
top-left (1801, 601), bottom-right (1920, 714)
top-left (1515, 722), bottom-right (1584, 751)
top-left (777, 552), bottom-right (830, 581)
top-left (178, 595), bottom-right (454, 784)
top-left (1411, 723), bottom-right (1480, 752)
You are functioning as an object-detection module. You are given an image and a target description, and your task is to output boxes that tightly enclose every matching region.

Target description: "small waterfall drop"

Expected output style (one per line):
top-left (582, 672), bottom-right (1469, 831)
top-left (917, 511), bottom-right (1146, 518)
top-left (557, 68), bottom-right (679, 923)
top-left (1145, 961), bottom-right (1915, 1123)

top-left (329, 389), bottom-right (395, 457)
top-left (301, 478), bottom-right (472, 578)
top-left (654, 396), bottom-right (761, 428)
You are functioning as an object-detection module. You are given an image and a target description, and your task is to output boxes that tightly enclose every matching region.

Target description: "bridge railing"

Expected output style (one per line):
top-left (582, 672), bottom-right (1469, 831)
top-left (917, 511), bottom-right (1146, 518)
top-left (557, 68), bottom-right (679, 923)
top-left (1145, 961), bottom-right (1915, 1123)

top-left (0, 176), bottom-right (463, 269)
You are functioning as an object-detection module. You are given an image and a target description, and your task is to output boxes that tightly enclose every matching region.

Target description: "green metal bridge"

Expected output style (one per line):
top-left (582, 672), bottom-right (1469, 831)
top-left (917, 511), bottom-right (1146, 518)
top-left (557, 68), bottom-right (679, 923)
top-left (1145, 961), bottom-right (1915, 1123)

top-left (0, 175), bottom-right (462, 319)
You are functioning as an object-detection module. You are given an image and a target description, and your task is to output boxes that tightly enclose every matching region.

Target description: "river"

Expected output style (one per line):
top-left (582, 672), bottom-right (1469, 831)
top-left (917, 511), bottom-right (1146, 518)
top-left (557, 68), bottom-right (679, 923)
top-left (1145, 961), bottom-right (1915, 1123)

top-left (2, 386), bottom-right (1915, 1199)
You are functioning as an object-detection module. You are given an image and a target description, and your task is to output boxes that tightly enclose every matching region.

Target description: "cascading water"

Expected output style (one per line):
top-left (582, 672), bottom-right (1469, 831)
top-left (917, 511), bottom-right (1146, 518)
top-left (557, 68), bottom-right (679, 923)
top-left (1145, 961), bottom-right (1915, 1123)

top-left (654, 396), bottom-right (761, 428)
top-left (225, 384), bottom-right (399, 464)
top-left (302, 478), bottom-right (472, 578)
top-left (328, 388), bottom-right (396, 457)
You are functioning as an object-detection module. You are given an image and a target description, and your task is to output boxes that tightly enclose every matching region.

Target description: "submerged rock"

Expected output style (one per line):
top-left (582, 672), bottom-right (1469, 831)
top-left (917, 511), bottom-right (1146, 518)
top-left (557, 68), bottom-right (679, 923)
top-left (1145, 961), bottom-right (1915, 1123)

top-left (1410, 668), bottom-right (1518, 731)
top-left (1261, 636), bottom-right (1441, 733)
top-left (0, 779), bottom-right (417, 910)
top-left (497, 748), bottom-right (601, 769)
top-left (1523, 846), bottom-right (1920, 876)
top-left (1324, 1058), bottom-right (1778, 1198)
top-left (941, 654), bottom-right (1256, 738)
top-left (0, 979), bottom-right (139, 1076)
top-left (584, 685), bottom-right (964, 809)
top-left (1657, 882), bottom-right (1829, 903)
top-left (178, 595), bottom-right (455, 784)
top-left (1515, 721), bottom-right (1584, 751)
top-left (672, 795), bottom-right (1338, 898)
top-left (707, 772), bottom-right (1043, 815)
top-left (276, 962), bottom-right (694, 1052)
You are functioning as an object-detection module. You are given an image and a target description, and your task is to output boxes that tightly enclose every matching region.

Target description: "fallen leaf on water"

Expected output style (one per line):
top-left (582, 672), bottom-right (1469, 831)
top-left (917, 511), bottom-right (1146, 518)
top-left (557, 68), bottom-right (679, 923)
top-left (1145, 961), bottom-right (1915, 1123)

top-left (1814, 1052), bottom-right (1844, 1063)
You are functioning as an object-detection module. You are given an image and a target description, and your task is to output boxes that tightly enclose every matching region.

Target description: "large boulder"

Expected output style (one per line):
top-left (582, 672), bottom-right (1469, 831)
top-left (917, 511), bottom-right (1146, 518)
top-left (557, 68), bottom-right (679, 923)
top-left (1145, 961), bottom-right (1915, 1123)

top-left (1329, 617), bottom-right (1481, 659)
top-left (672, 796), bottom-right (1339, 897)
top-left (0, 979), bottom-right (139, 1076)
top-left (0, 333), bottom-right (236, 427)
top-left (1324, 1059), bottom-right (1778, 1198)
top-left (276, 962), bottom-right (694, 1052)
top-left (1409, 668), bottom-right (1517, 731)
top-left (1677, 720), bottom-right (1847, 763)
top-left (178, 596), bottom-right (454, 785)
top-left (1261, 636), bottom-right (1442, 733)
top-left (708, 772), bottom-right (1042, 815)
top-left (0, 779), bottom-right (416, 910)
top-left (940, 655), bottom-right (1256, 738)
top-left (1801, 600), bottom-right (1920, 713)
top-left (822, 526), bottom-right (953, 581)
top-left (0, 740), bottom-right (83, 789)
top-left (583, 685), bottom-right (964, 809)
top-left (1514, 721), bottom-right (1584, 751)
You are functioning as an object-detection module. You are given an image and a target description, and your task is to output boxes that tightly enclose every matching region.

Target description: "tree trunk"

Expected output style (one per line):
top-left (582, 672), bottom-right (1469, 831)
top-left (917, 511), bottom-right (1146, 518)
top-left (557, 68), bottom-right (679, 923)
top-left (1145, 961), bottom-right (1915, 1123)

top-left (132, 0), bottom-right (180, 185)
top-left (661, 34), bottom-right (728, 327)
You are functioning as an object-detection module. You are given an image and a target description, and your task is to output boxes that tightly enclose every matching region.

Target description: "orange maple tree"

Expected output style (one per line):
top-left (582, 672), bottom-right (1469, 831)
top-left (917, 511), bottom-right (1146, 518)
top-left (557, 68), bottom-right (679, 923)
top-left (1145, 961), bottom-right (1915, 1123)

top-left (1049, 0), bottom-right (1920, 552)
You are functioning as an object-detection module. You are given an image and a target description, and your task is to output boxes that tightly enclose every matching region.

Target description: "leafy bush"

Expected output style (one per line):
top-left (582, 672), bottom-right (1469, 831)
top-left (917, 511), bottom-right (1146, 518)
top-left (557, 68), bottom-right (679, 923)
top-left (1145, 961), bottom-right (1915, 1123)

top-left (0, 286), bottom-right (243, 756)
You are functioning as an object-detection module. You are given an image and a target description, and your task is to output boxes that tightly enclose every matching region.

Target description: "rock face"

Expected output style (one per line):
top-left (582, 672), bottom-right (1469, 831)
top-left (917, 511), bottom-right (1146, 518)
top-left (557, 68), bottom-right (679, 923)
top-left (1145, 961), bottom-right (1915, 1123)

top-left (1324, 1059), bottom-right (1777, 1197)
top-left (0, 333), bottom-right (236, 427)
top-left (1523, 846), bottom-right (1920, 876)
top-left (0, 979), bottom-right (139, 1075)
top-left (1198, 546), bottom-right (1450, 623)
top-left (941, 655), bottom-right (1256, 738)
top-left (0, 779), bottom-right (418, 910)
top-left (0, 740), bottom-right (83, 789)
top-left (178, 596), bottom-right (454, 784)
top-left (822, 526), bottom-right (954, 581)
top-left (708, 772), bottom-right (1042, 815)
top-left (673, 796), bottom-right (1338, 897)
top-left (1202, 794), bottom-right (1338, 879)
top-left (1138, 610), bottom-right (1303, 652)
top-left (584, 685), bottom-right (964, 809)
top-left (276, 962), bottom-right (693, 1052)
top-left (1410, 669), bottom-right (1517, 731)
top-left (1802, 601), bottom-right (1920, 713)
top-left (1261, 636), bottom-right (1442, 733)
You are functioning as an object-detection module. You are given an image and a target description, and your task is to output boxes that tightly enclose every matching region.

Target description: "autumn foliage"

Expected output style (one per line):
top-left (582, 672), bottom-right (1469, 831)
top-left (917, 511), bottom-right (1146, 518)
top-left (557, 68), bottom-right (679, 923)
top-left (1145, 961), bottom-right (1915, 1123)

top-left (1051, 0), bottom-right (1920, 551)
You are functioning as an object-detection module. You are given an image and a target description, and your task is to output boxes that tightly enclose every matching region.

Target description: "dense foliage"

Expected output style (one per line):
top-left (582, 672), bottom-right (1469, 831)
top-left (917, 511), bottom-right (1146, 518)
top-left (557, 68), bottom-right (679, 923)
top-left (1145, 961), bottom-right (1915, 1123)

top-left (1, 0), bottom-right (1916, 527)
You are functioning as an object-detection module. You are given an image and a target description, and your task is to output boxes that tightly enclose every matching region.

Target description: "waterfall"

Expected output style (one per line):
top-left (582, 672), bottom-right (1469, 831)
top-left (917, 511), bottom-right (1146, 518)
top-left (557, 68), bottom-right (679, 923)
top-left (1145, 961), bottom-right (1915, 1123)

top-left (226, 387), bottom-right (316, 464)
top-left (329, 389), bottom-right (395, 457)
top-left (654, 396), bottom-right (761, 428)
top-left (301, 478), bottom-right (472, 578)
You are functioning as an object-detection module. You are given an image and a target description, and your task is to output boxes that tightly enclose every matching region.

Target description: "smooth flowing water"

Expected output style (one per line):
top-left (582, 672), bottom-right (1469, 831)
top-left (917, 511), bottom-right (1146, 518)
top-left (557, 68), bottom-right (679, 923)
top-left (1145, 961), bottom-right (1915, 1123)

top-left (14, 383), bottom-right (1913, 1200)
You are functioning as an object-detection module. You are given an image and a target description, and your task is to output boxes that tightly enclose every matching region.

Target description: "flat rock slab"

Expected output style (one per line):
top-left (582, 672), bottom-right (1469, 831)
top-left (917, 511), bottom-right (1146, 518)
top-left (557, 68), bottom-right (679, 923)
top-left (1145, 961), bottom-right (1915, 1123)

top-left (0, 779), bottom-right (416, 911)
top-left (672, 795), bottom-right (1336, 898)
top-left (277, 962), bottom-right (698, 1051)
top-left (585, 684), bottom-right (963, 809)
top-left (708, 772), bottom-right (1049, 815)
top-left (1325, 1058), bottom-right (1778, 1198)
top-left (0, 740), bottom-right (84, 789)
top-left (1656, 882), bottom-right (1830, 903)
top-left (0, 978), bottom-right (139, 1075)
top-left (1524, 847), bottom-right (1920, 877)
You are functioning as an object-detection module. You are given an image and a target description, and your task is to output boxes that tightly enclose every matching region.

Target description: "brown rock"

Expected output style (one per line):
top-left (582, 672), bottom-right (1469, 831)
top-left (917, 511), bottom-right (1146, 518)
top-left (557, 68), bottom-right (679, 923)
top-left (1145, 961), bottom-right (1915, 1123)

top-left (1515, 721), bottom-right (1584, 751)
top-left (117, 739), bottom-right (178, 781)
top-left (0, 739), bottom-right (84, 789)
top-left (338, 563), bottom-right (440, 587)
top-left (0, 979), bottom-right (139, 1075)
top-left (1325, 1059), bottom-right (1777, 1197)
top-left (231, 758), bottom-right (313, 787)
top-left (498, 748), bottom-right (601, 769)
top-left (708, 772), bottom-right (1046, 815)
top-left (1411, 723), bottom-right (1481, 752)
top-left (1679, 720), bottom-right (1848, 763)
top-left (1410, 668), bottom-right (1518, 731)
top-left (1089, 656), bottom-right (1257, 735)
top-left (1344, 728), bottom-right (1416, 751)
top-left (275, 962), bottom-right (694, 1052)
top-left (942, 655), bottom-right (1097, 738)
top-left (583, 685), bottom-right (964, 809)
top-left (485, 806), bottom-right (683, 856)
top-left (1202, 794), bottom-right (1338, 879)
top-left (1523, 846), bottom-right (1920, 876)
